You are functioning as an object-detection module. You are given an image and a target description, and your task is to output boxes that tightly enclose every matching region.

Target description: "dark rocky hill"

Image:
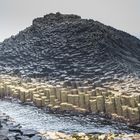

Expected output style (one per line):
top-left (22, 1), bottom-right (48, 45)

top-left (0, 12), bottom-right (140, 84)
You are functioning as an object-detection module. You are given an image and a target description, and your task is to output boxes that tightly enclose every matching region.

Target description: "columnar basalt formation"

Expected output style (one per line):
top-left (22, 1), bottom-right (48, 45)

top-left (0, 13), bottom-right (140, 85)
top-left (1, 75), bottom-right (140, 125)
top-left (0, 13), bottom-right (140, 138)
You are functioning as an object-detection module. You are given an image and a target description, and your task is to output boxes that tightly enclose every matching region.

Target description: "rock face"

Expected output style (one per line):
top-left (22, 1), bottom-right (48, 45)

top-left (0, 12), bottom-right (140, 83)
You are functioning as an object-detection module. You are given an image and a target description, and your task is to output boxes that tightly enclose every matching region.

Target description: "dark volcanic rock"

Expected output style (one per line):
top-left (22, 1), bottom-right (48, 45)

top-left (31, 135), bottom-right (46, 140)
top-left (0, 12), bottom-right (140, 83)
top-left (16, 135), bottom-right (30, 140)
top-left (0, 135), bottom-right (8, 140)
top-left (21, 129), bottom-right (38, 137)
top-left (0, 112), bottom-right (45, 140)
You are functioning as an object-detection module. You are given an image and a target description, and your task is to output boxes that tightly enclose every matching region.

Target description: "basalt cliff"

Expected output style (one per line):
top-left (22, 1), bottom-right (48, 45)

top-left (0, 12), bottom-right (140, 85)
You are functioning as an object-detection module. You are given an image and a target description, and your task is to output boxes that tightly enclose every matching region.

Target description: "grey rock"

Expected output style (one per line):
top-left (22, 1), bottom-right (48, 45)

top-left (9, 127), bottom-right (21, 134)
top-left (16, 135), bottom-right (30, 140)
top-left (21, 129), bottom-right (38, 137)
top-left (0, 135), bottom-right (9, 140)
top-left (7, 137), bottom-right (16, 140)
top-left (30, 135), bottom-right (48, 140)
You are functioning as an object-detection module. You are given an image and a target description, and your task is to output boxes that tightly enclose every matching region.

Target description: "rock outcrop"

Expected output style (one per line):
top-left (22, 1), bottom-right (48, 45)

top-left (1, 111), bottom-right (140, 140)
top-left (0, 111), bottom-right (45, 140)
top-left (1, 74), bottom-right (140, 125)
top-left (0, 12), bottom-right (140, 84)
top-left (1, 13), bottom-right (140, 139)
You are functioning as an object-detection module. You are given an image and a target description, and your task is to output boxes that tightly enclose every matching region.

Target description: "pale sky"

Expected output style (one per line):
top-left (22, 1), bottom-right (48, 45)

top-left (0, 0), bottom-right (140, 42)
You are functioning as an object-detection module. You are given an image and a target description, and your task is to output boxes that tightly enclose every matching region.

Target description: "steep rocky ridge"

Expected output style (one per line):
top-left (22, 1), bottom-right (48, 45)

top-left (0, 12), bottom-right (140, 84)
